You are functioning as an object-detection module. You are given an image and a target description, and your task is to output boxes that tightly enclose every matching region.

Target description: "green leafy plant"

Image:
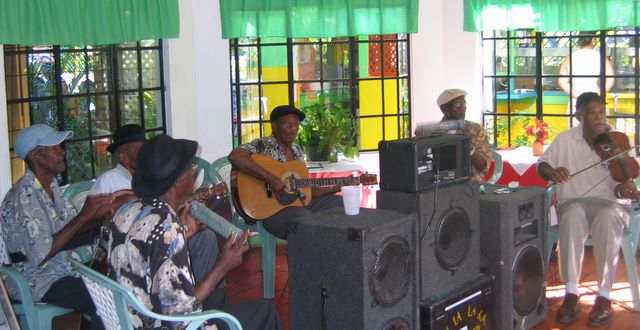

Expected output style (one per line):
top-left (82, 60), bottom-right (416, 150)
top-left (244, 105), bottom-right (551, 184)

top-left (297, 93), bottom-right (359, 162)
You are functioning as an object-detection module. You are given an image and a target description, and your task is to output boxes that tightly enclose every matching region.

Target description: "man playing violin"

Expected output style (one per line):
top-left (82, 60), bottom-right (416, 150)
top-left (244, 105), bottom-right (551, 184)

top-left (228, 105), bottom-right (343, 239)
top-left (89, 124), bottom-right (219, 282)
top-left (537, 92), bottom-right (638, 327)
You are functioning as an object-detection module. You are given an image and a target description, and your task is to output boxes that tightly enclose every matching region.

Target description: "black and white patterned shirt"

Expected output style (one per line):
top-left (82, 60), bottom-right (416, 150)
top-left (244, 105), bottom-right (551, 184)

top-left (108, 199), bottom-right (205, 330)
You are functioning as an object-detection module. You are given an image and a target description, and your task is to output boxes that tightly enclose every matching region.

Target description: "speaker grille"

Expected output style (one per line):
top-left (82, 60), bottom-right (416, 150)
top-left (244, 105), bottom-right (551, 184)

top-left (369, 236), bottom-right (413, 307)
top-left (382, 317), bottom-right (411, 330)
top-left (434, 207), bottom-right (471, 271)
top-left (512, 245), bottom-right (545, 316)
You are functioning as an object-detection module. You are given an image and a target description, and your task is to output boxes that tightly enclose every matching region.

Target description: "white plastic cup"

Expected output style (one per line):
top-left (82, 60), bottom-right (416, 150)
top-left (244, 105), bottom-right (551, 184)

top-left (341, 185), bottom-right (362, 215)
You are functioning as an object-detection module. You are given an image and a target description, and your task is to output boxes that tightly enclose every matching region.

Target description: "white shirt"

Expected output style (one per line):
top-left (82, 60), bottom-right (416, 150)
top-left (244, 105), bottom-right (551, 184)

top-left (538, 125), bottom-right (624, 205)
top-left (88, 163), bottom-right (132, 195)
top-left (569, 48), bottom-right (601, 98)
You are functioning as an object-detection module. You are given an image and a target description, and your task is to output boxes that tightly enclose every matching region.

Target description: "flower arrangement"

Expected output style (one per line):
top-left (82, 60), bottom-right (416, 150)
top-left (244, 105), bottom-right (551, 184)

top-left (525, 118), bottom-right (550, 144)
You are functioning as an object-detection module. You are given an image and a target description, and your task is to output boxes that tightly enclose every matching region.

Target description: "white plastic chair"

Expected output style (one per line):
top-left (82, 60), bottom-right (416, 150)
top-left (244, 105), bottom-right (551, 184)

top-left (71, 260), bottom-right (242, 330)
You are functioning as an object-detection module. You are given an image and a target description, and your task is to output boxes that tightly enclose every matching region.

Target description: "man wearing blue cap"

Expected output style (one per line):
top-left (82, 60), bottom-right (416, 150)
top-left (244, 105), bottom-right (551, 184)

top-left (0, 124), bottom-right (114, 329)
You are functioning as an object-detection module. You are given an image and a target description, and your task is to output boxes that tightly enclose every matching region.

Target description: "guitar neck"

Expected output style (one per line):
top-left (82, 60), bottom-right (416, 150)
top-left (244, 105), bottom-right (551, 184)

top-left (295, 177), bottom-right (355, 188)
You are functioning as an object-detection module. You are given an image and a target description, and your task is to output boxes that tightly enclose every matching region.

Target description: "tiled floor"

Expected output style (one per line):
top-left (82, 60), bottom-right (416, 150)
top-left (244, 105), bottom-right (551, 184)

top-left (54, 245), bottom-right (640, 329)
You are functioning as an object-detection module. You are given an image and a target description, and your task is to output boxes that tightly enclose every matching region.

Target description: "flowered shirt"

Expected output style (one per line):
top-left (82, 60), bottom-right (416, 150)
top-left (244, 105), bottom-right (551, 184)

top-left (108, 198), bottom-right (207, 330)
top-left (0, 169), bottom-right (76, 301)
top-left (463, 120), bottom-right (492, 182)
top-left (239, 135), bottom-right (305, 161)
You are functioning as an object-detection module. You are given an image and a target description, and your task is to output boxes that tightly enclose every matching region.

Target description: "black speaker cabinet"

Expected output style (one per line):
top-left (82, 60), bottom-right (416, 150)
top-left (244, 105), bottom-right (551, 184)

top-left (421, 275), bottom-right (495, 330)
top-left (378, 134), bottom-right (470, 192)
top-left (377, 181), bottom-right (481, 301)
top-left (479, 185), bottom-right (548, 330)
top-left (288, 208), bottom-right (419, 330)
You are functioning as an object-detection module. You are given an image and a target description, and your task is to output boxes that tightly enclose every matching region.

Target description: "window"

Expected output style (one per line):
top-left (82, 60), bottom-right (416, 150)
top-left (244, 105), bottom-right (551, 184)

top-left (4, 41), bottom-right (166, 184)
top-left (482, 29), bottom-right (639, 151)
top-left (228, 35), bottom-right (411, 151)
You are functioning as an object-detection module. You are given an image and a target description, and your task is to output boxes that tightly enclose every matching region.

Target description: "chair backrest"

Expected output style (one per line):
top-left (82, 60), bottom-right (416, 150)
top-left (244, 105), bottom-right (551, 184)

top-left (193, 156), bottom-right (213, 189)
top-left (486, 149), bottom-right (503, 184)
top-left (63, 180), bottom-right (95, 212)
top-left (71, 260), bottom-right (242, 330)
top-left (209, 156), bottom-right (239, 221)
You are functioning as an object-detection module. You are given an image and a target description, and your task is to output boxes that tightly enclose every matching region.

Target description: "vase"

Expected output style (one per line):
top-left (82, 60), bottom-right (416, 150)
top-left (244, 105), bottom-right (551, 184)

top-left (532, 140), bottom-right (544, 156)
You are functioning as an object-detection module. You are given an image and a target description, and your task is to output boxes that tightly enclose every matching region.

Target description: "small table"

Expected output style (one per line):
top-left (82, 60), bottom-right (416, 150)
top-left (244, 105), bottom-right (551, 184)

top-left (492, 147), bottom-right (548, 187)
top-left (308, 160), bottom-right (376, 208)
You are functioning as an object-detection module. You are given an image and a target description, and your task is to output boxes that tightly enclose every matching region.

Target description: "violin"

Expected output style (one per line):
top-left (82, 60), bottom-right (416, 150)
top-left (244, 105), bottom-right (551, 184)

top-left (592, 131), bottom-right (640, 203)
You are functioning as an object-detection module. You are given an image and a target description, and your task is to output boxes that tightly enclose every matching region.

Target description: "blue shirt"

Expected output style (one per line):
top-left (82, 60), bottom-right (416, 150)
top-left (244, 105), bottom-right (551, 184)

top-left (0, 170), bottom-right (76, 301)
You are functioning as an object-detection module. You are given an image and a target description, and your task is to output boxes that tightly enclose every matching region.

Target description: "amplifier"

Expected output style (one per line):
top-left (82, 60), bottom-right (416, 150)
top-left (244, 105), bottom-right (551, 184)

top-left (421, 275), bottom-right (494, 330)
top-left (378, 134), bottom-right (470, 192)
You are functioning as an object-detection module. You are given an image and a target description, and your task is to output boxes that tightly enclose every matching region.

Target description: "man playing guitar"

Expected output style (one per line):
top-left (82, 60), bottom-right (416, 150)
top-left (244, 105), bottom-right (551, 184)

top-left (228, 105), bottom-right (345, 239)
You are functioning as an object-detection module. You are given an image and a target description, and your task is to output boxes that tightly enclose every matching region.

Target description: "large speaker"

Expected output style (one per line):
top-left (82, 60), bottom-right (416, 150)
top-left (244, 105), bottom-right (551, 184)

top-left (479, 185), bottom-right (547, 330)
top-left (377, 181), bottom-right (480, 301)
top-left (288, 208), bottom-right (419, 330)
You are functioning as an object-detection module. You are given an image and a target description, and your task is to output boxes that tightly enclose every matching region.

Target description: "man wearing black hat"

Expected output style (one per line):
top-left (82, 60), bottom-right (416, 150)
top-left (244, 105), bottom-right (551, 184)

top-left (538, 92), bottom-right (637, 326)
top-left (88, 124), bottom-right (146, 195)
top-left (90, 124), bottom-right (220, 283)
top-left (228, 105), bottom-right (343, 238)
top-left (108, 134), bottom-right (282, 330)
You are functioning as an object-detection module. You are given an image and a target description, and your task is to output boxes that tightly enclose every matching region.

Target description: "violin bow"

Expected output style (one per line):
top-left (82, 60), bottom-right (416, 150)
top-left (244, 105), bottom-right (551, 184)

top-left (548, 143), bottom-right (640, 187)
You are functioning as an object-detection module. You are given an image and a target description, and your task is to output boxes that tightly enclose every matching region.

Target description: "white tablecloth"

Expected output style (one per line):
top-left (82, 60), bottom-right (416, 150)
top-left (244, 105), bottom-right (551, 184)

top-left (497, 146), bottom-right (546, 175)
top-left (307, 160), bottom-right (366, 174)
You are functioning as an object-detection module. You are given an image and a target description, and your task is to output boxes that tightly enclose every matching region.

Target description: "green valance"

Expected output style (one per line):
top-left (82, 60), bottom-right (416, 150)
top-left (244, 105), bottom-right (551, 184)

top-left (219, 0), bottom-right (419, 39)
top-left (0, 0), bottom-right (179, 46)
top-left (464, 0), bottom-right (640, 32)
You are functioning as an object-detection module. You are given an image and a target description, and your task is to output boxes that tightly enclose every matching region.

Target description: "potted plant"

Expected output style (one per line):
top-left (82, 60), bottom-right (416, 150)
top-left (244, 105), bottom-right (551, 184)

top-left (297, 93), bottom-right (359, 162)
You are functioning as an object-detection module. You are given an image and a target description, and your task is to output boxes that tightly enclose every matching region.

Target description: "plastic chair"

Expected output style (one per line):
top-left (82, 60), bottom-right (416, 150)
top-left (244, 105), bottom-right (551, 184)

top-left (193, 156), bottom-right (214, 188)
top-left (0, 229), bottom-right (73, 329)
top-left (70, 260), bottom-right (242, 330)
top-left (485, 149), bottom-right (503, 184)
top-left (62, 180), bottom-right (98, 263)
top-left (209, 156), bottom-right (278, 299)
top-left (62, 180), bottom-right (95, 212)
top-left (545, 185), bottom-right (640, 311)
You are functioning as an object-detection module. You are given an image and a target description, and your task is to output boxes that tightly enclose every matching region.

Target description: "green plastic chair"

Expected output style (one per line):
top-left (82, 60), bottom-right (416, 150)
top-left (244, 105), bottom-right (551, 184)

top-left (209, 156), bottom-right (278, 299)
top-left (545, 184), bottom-right (640, 311)
top-left (62, 180), bottom-right (98, 263)
top-left (485, 149), bottom-right (503, 184)
top-left (62, 180), bottom-right (95, 212)
top-left (70, 260), bottom-right (242, 330)
top-left (0, 231), bottom-right (73, 329)
top-left (193, 156), bottom-right (214, 189)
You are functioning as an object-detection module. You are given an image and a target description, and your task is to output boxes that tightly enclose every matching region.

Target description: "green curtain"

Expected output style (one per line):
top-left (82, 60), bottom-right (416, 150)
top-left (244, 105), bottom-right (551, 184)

top-left (0, 0), bottom-right (179, 46)
top-left (219, 0), bottom-right (419, 39)
top-left (464, 0), bottom-right (640, 32)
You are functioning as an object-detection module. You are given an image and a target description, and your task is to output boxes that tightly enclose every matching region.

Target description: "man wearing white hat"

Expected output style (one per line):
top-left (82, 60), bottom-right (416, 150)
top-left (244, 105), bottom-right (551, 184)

top-left (437, 89), bottom-right (492, 182)
top-left (1, 124), bottom-right (114, 329)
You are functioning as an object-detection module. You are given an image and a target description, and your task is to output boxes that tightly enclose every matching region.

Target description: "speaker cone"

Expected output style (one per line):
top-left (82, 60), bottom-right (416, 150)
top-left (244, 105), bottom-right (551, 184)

top-left (382, 317), bottom-right (411, 330)
top-left (369, 236), bottom-right (413, 307)
top-left (512, 245), bottom-right (544, 316)
top-left (434, 207), bottom-right (471, 271)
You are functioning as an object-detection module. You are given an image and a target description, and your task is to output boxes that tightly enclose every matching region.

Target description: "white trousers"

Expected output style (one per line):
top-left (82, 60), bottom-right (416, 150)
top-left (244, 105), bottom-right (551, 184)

top-left (557, 198), bottom-right (629, 293)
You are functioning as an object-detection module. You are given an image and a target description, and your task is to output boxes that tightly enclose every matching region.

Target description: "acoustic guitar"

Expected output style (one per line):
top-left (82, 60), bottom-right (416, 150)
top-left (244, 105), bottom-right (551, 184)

top-left (232, 154), bottom-right (377, 221)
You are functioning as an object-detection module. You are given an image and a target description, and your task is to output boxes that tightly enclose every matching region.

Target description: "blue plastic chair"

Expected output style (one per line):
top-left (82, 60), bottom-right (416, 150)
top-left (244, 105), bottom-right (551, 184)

top-left (545, 185), bottom-right (640, 311)
top-left (485, 149), bottom-right (503, 184)
top-left (209, 156), bottom-right (278, 299)
top-left (70, 260), bottom-right (242, 330)
top-left (0, 232), bottom-right (73, 329)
